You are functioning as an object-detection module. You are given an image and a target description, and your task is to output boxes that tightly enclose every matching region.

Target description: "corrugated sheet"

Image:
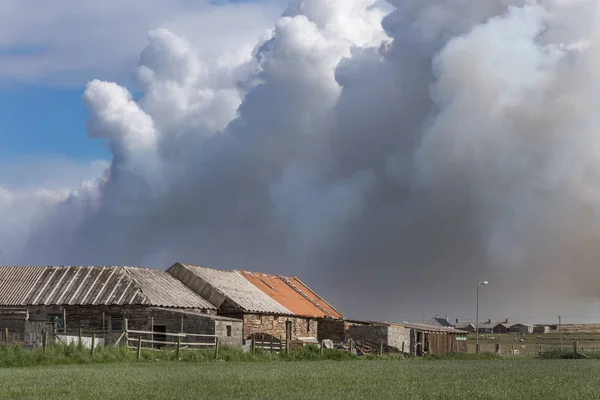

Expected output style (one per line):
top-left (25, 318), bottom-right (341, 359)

top-left (399, 321), bottom-right (468, 334)
top-left (239, 271), bottom-right (342, 319)
top-left (171, 264), bottom-right (293, 314)
top-left (0, 266), bottom-right (215, 309)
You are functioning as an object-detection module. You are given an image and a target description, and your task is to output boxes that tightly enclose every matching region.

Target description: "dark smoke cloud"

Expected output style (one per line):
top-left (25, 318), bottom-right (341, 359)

top-left (9, 0), bottom-right (600, 323)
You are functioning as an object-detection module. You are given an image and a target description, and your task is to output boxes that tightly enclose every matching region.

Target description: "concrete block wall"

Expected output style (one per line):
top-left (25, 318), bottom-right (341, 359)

top-left (387, 326), bottom-right (410, 352)
top-left (215, 320), bottom-right (243, 347)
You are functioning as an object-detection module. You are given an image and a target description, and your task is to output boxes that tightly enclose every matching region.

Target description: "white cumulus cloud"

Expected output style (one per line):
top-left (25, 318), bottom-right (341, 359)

top-left (5, 0), bottom-right (600, 321)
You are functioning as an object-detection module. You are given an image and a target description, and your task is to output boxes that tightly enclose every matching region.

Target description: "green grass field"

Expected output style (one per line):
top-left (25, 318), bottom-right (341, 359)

top-left (2, 359), bottom-right (600, 399)
top-left (469, 333), bottom-right (600, 355)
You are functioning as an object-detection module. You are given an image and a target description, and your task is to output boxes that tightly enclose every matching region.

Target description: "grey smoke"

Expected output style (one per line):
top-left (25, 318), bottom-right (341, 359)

top-left (10, 0), bottom-right (600, 322)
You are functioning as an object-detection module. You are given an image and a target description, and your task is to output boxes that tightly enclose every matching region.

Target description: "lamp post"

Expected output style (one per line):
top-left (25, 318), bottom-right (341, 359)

top-left (476, 281), bottom-right (489, 354)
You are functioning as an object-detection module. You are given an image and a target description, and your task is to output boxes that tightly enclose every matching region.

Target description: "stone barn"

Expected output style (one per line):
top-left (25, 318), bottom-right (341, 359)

top-left (167, 263), bottom-right (343, 343)
top-left (0, 266), bottom-right (242, 346)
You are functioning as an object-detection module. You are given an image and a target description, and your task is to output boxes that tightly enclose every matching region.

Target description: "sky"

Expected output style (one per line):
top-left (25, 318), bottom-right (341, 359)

top-left (2, 0), bottom-right (600, 325)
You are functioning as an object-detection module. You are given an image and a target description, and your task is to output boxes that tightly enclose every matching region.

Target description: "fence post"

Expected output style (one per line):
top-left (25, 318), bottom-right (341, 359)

top-left (123, 318), bottom-right (128, 347)
top-left (215, 337), bottom-right (220, 360)
top-left (320, 340), bottom-right (324, 356)
top-left (91, 334), bottom-right (96, 357)
top-left (42, 329), bottom-right (47, 354)
top-left (573, 342), bottom-right (578, 359)
top-left (349, 338), bottom-right (354, 354)
top-left (3, 328), bottom-right (8, 344)
top-left (137, 337), bottom-right (142, 361)
top-left (251, 334), bottom-right (256, 355)
top-left (495, 343), bottom-right (501, 355)
top-left (78, 328), bottom-right (82, 348)
top-left (176, 336), bottom-right (181, 360)
top-left (286, 335), bottom-right (290, 353)
top-left (401, 342), bottom-right (405, 355)
top-left (270, 336), bottom-right (274, 353)
top-left (379, 342), bottom-right (383, 357)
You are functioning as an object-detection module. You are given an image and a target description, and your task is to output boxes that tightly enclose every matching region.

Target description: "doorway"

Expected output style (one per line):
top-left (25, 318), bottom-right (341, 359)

top-left (153, 325), bottom-right (166, 349)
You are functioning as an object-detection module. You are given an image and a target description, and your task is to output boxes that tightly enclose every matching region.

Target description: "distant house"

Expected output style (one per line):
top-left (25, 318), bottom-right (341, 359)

top-left (493, 323), bottom-right (510, 334)
top-left (426, 315), bottom-right (455, 328)
top-left (510, 324), bottom-right (534, 335)
top-left (475, 319), bottom-right (509, 334)
top-left (455, 323), bottom-right (476, 333)
top-left (533, 325), bottom-right (550, 334)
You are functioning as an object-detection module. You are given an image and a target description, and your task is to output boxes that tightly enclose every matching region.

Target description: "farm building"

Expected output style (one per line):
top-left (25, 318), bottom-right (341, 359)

top-left (401, 322), bottom-right (468, 356)
top-left (167, 263), bottom-right (343, 343)
top-left (0, 266), bottom-right (242, 346)
top-left (533, 325), bottom-right (550, 334)
top-left (318, 319), bottom-right (468, 356)
top-left (510, 323), bottom-right (534, 335)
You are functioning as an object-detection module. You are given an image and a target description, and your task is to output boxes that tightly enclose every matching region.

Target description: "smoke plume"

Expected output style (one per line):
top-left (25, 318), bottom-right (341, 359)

top-left (6, 0), bottom-right (600, 322)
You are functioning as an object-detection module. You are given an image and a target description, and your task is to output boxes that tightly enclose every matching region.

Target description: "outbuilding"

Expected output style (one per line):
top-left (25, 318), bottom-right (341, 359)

top-left (0, 266), bottom-right (242, 347)
top-left (167, 263), bottom-right (343, 344)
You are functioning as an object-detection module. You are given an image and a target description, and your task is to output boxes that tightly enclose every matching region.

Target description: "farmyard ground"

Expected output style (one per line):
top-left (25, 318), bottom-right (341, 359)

top-left (2, 359), bottom-right (600, 400)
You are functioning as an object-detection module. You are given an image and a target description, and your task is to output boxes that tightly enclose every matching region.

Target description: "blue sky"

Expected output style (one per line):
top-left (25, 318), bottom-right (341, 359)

top-left (0, 0), bottom-right (285, 180)
top-left (0, 86), bottom-right (108, 161)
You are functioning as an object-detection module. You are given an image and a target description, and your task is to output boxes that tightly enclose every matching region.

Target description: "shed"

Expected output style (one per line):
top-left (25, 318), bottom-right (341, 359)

top-left (400, 322), bottom-right (468, 356)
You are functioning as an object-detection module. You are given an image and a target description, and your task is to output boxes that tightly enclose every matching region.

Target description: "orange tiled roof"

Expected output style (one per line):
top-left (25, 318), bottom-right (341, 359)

top-left (239, 271), bottom-right (342, 319)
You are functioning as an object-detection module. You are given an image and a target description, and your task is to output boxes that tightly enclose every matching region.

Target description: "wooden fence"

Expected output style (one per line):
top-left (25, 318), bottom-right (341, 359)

top-left (123, 329), bottom-right (219, 360)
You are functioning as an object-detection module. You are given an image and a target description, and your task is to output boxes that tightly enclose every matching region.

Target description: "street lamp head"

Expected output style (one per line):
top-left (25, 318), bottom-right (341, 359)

top-left (479, 281), bottom-right (489, 285)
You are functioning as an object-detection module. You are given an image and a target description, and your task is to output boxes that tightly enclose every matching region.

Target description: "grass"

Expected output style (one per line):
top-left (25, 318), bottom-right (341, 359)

top-left (2, 359), bottom-right (600, 399)
top-left (0, 343), bottom-right (405, 368)
top-left (469, 332), bottom-right (600, 355)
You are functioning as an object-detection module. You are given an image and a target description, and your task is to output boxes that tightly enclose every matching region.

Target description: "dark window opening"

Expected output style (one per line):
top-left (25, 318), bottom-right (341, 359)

top-left (110, 318), bottom-right (123, 331)
top-left (306, 319), bottom-right (311, 333)
top-left (226, 325), bottom-right (232, 337)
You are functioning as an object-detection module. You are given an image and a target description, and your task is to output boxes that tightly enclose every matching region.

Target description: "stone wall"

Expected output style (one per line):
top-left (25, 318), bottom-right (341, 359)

top-left (317, 319), bottom-right (345, 342)
top-left (224, 314), bottom-right (317, 342)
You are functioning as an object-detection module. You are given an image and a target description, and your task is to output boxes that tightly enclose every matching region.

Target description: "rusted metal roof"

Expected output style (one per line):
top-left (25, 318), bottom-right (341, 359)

top-left (239, 272), bottom-right (343, 319)
top-left (0, 266), bottom-right (216, 309)
top-left (168, 263), bottom-right (292, 314)
top-left (168, 263), bottom-right (342, 318)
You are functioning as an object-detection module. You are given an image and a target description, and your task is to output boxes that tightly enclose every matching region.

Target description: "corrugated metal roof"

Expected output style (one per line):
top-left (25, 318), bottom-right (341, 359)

top-left (0, 266), bottom-right (215, 309)
top-left (399, 321), bottom-right (468, 334)
top-left (239, 271), bottom-right (343, 319)
top-left (170, 264), bottom-right (293, 314)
